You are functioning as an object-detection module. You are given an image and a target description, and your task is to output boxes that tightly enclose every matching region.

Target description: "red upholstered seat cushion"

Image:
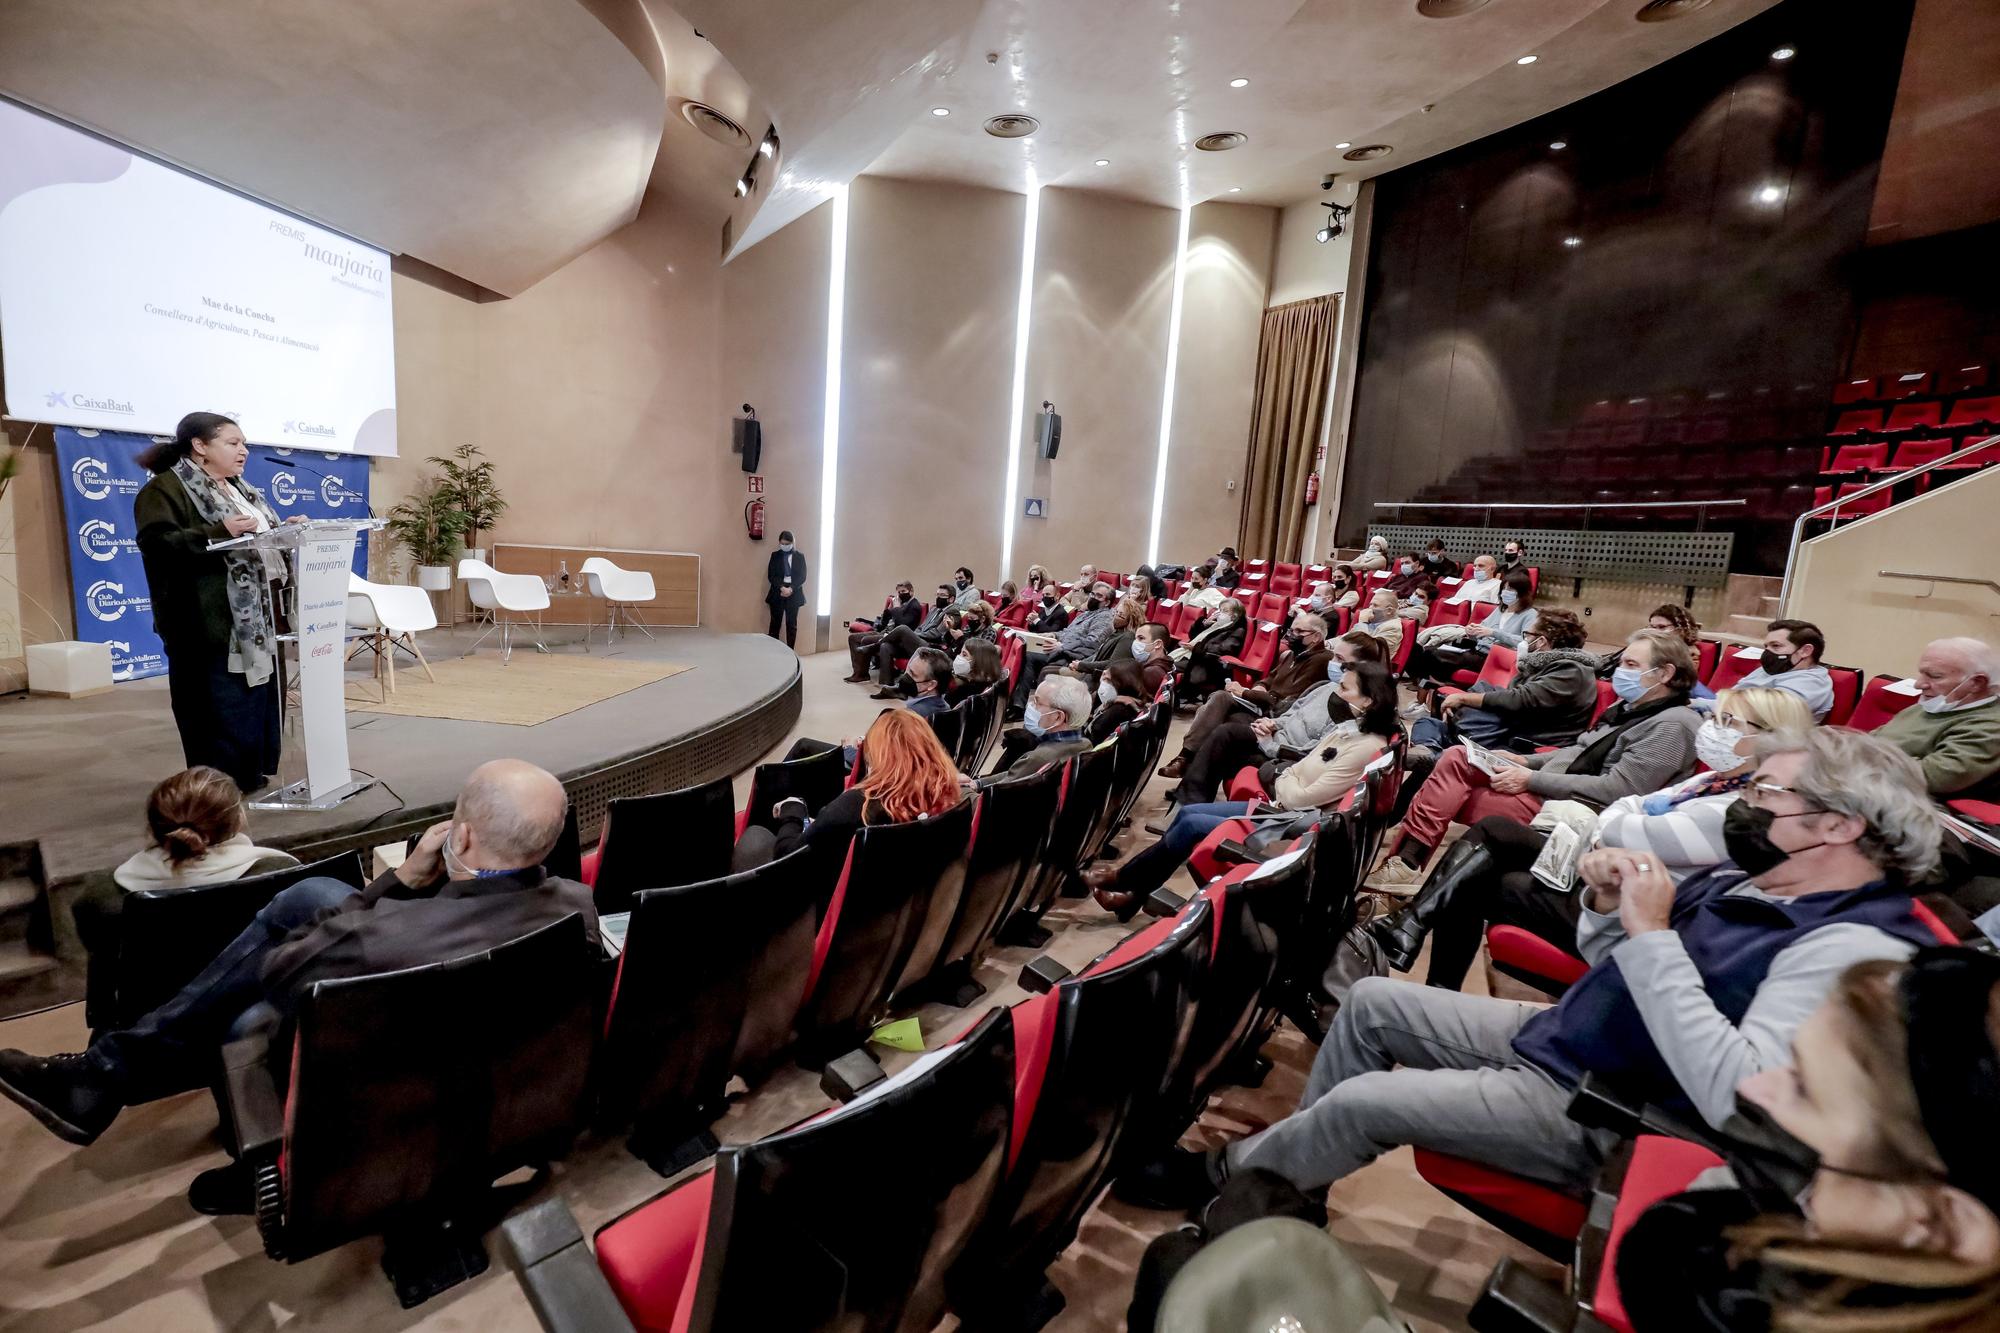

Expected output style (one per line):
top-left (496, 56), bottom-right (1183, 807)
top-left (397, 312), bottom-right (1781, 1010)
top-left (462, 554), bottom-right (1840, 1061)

top-left (1591, 1137), bottom-right (1725, 1333)
top-left (1189, 816), bottom-right (1259, 884)
top-left (1085, 915), bottom-right (1179, 977)
top-left (1223, 766), bottom-right (1266, 803)
top-left (580, 844), bottom-right (602, 886)
top-left (1413, 1149), bottom-right (1588, 1243)
top-left (800, 841), bottom-right (859, 1004)
top-left (596, 1168), bottom-right (716, 1333)
top-left (1008, 991), bottom-right (1060, 1169)
top-left (1487, 925), bottom-right (1589, 989)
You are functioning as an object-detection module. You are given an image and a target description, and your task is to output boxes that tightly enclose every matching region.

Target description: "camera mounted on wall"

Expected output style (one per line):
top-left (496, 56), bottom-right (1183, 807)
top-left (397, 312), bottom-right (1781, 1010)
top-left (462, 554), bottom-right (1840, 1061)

top-left (1317, 173), bottom-right (1352, 243)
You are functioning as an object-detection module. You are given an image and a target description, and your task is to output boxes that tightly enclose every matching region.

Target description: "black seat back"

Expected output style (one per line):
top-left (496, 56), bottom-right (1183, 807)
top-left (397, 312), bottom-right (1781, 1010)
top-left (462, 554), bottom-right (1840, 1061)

top-left (282, 914), bottom-right (596, 1259)
top-left (933, 767), bottom-right (1063, 978)
top-left (797, 799), bottom-right (977, 1051)
top-left (742, 746), bottom-right (850, 835)
top-left (544, 804), bottom-right (584, 882)
top-left (107, 850), bottom-right (368, 1034)
top-left (592, 777), bottom-right (736, 916)
top-left (963, 899), bottom-right (1211, 1293)
top-left (1014, 743), bottom-right (1116, 922)
top-left (599, 849), bottom-right (820, 1146)
top-left (971, 679), bottom-right (1009, 774)
top-left (684, 1008), bottom-right (1015, 1332)
top-left (954, 690), bottom-right (994, 774)
top-left (929, 701), bottom-right (968, 765)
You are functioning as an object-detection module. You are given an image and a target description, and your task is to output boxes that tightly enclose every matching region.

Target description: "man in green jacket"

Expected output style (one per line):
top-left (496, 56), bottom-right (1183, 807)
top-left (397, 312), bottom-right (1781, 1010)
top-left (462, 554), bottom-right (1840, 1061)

top-left (1877, 637), bottom-right (2000, 799)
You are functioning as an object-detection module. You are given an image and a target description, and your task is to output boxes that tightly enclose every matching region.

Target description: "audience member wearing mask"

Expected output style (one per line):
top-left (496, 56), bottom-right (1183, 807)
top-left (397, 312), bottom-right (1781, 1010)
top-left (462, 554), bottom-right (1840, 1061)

top-left (1397, 583), bottom-right (1437, 630)
top-left (1325, 565), bottom-right (1362, 611)
top-left (1610, 603), bottom-right (1716, 702)
top-left (1418, 539), bottom-right (1457, 582)
top-left (1877, 637), bottom-right (2000, 798)
top-left (1169, 631), bottom-right (1389, 807)
top-left (1417, 568), bottom-right (1540, 681)
top-left (1087, 662), bottom-right (1400, 920)
top-left (1497, 539), bottom-right (1526, 573)
top-left (0, 760), bottom-right (591, 1169)
top-left (1353, 590), bottom-right (1405, 658)
top-left (1068, 597), bottom-right (1147, 682)
top-left (1349, 534), bottom-right (1391, 574)
top-left (1086, 659), bottom-right (1156, 745)
top-left (899, 646), bottom-right (955, 720)
top-left (948, 639), bottom-right (1003, 705)
top-left (992, 580), bottom-right (1034, 628)
top-left (1077, 564), bottom-right (1098, 590)
top-left (1211, 548), bottom-right (1243, 590)
top-left (1300, 581), bottom-right (1345, 626)
top-left (1005, 675), bottom-right (1096, 777)
top-left (1012, 582), bottom-right (1117, 711)
top-left (955, 598), bottom-right (997, 645)
top-left (1028, 586), bottom-right (1075, 635)
top-left (844, 579), bottom-right (925, 683)
top-left (1729, 619), bottom-right (1835, 722)
top-left (1177, 567), bottom-right (1226, 612)
top-left (1384, 554), bottom-right (1429, 600)
top-left (1125, 623), bottom-right (1172, 698)
top-left (1123, 728), bottom-right (1944, 1215)
top-left (1618, 950), bottom-right (2000, 1332)
top-left (1373, 685), bottom-right (1814, 987)
top-left (1411, 608), bottom-right (1600, 755)
top-left (1368, 629), bottom-right (1700, 892)
top-left (1160, 613), bottom-right (1334, 781)
top-left (950, 566), bottom-right (984, 610)
top-left (1172, 596), bottom-right (1249, 704)
top-left (867, 583), bottom-right (958, 686)
top-left (1024, 564), bottom-right (1051, 595)
top-left (1443, 553), bottom-right (1501, 606)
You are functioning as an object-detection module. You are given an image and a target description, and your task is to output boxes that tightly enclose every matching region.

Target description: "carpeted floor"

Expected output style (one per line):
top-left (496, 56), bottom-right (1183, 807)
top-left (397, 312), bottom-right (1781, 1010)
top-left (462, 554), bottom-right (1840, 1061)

top-left (345, 653), bottom-right (691, 726)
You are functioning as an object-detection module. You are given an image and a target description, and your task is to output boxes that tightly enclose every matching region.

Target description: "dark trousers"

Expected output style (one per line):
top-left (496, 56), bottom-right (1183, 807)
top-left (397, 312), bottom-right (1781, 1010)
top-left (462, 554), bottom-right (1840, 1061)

top-left (165, 643), bottom-right (281, 791)
top-left (87, 877), bottom-right (359, 1099)
top-left (1176, 719), bottom-right (1265, 806)
top-left (1112, 801), bottom-right (1251, 899)
top-left (875, 626), bottom-right (930, 679)
top-left (848, 630), bottom-right (885, 677)
top-left (768, 602), bottom-right (800, 647)
top-left (1424, 816), bottom-right (1584, 990)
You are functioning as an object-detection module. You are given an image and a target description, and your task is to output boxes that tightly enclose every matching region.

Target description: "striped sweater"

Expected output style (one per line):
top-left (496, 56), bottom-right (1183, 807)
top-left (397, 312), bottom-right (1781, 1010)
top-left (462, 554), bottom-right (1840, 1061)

top-left (1595, 773), bottom-right (1736, 884)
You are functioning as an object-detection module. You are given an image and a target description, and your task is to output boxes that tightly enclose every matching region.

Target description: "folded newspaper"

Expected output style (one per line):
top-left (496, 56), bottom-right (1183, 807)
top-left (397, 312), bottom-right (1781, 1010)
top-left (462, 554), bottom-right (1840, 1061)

top-left (1527, 800), bottom-right (1601, 891)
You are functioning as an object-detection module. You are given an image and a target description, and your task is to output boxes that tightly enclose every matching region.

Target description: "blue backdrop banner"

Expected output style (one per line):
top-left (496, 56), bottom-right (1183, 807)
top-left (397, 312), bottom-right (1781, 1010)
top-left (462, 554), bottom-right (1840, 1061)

top-left (52, 427), bottom-right (371, 682)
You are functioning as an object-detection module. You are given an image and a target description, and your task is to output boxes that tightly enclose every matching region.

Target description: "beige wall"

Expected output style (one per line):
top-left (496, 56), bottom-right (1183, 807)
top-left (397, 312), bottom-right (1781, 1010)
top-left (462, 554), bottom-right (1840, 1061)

top-left (1268, 196), bottom-right (1354, 307)
top-left (1788, 467), bottom-right (2000, 679)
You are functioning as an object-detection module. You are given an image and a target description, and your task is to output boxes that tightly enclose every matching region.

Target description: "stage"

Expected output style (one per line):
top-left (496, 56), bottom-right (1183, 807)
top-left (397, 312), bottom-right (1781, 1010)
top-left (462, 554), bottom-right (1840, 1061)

top-left (0, 626), bottom-right (801, 967)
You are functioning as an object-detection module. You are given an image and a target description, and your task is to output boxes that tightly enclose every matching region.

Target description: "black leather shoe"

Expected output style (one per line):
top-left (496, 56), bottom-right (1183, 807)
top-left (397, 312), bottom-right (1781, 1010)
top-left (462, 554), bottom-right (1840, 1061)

top-left (1115, 1146), bottom-right (1224, 1212)
top-left (188, 1161), bottom-right (255, 1216)
top-left (1365, 838), bottom-right (1494, 974)
top-left (0, 1049), bottom-right (123, 1145)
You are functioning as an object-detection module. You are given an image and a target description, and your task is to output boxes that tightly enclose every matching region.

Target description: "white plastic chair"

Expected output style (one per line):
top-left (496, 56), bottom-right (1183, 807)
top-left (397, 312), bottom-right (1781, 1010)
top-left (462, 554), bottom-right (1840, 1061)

top-left (458, 558), bottom-right (550, 663)
top-left (579, 557), bottom-right (657, 643)
top-left (347, 573), bottom-right (439, 694)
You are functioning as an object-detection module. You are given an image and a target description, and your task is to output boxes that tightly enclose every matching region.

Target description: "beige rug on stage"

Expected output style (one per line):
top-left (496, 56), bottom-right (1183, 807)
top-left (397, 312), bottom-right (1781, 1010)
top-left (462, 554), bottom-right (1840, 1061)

top-left (348, 654), bottom-right (691, 726)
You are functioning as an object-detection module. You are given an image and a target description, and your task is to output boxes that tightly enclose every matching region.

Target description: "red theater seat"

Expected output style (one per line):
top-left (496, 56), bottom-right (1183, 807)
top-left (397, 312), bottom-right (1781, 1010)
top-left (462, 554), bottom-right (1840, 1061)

top-left (1824, 440), bottom-right (1887, 474)
top-left (1825, 665), bottom-right (1863, 727)
top-left (1486, 924), bottom-right (1588, 995)
top-left (1887, 437), bottom-right (1957, 473)
top-left (1411, 1149), bottom-right (1589, 1261)
top-left (1845, 675), bottom-right (1919, 731)
top-left (1591, 1138), bottom-right (1729, 1333)
top-left (1944, 396), bottom-right (2000, 431)
top-left (1221, 618), bottom-right (1283, 686)
top-left (1831, 376), bottom-right (1877, 405)
top-left (1829, 408), bottom-right (1882, 436)
top-left (1938, 364), bottom-right (1991, 397)
top-left (1695, 638), bottom-right (1720, 684)
top-left (1884, 400), bottom-right (1943, 433)
top-left (1708, 644), bottom-right (1762, 692)
top-left (1880, 370), bottom-right (1932, 400)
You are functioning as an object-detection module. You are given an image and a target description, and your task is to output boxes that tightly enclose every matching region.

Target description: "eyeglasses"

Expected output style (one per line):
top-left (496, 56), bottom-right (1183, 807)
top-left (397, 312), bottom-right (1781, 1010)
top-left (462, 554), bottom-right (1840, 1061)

top-left (1714, 712), bottom-right (1765, 732)
top-left (1742, 780), bottom-right (1824, 813)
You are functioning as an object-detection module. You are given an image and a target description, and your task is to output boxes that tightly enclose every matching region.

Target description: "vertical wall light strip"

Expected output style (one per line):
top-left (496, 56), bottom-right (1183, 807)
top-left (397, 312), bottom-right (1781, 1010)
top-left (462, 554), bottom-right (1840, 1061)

top-left (998, 175), bottom-right (1041, 585)
top-left (814, 185), bottom-right (849, 622)
top-left (1145, 204), bottom-right (1193, 568)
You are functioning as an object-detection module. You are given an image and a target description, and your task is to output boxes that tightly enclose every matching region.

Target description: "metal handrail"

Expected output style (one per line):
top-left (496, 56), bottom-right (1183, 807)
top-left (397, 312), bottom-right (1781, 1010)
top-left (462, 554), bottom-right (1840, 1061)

top-left (1780, 431), bottom-right (2000, 609)
top-left (1374, 497), bottom-right (1745, 533)
top-left (1878, 571), bottom-right (2000, 599)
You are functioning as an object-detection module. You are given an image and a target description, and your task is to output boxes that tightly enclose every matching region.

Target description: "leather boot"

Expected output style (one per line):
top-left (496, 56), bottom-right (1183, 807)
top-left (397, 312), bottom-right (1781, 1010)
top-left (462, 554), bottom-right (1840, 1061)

top-left (1365, 838), bottom-right (1494, 973)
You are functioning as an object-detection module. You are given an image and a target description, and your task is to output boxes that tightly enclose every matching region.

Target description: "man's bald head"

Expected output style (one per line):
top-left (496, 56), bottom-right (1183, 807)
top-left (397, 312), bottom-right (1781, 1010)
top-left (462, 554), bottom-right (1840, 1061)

top-left (455, 759), bottom-right (568, 870)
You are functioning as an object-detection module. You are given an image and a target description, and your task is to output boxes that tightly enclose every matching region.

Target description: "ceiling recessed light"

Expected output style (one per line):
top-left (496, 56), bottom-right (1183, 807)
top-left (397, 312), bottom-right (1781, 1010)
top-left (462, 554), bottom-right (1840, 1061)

top-left (930, 106), bottom-right (951, 117)
top-left (1094, 158), bottom-right (1110, 166)
top-left (1229, 77), bottom-right (1250, 88)
top-left (1549, 140), bottom-right (1568, 151)
top-left (1228, 186), bottom-right (1241, 193)
top-left (1756, 183), bottom-right (1785, 205)
top-left (1516, 54), bottom-right (1539, 65)
top-left (1334, 141), bottom-right (1352, 150)
top-left (1563, 235), bottom-right (1582, 248)
top-left (1771, 45), bottom-right (1796, 61)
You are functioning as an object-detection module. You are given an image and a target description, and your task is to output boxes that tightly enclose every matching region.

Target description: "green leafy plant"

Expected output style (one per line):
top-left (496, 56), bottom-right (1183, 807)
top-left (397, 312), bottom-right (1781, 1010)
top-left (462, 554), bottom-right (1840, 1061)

top-left (386, 477), bottom-right (469, 568)
top-left (428, 442), bottom-right (507, 549)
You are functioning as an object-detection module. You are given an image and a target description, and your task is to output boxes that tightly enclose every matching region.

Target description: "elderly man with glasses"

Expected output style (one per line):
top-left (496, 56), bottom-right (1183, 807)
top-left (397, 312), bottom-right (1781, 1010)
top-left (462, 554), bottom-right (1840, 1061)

top-left (1122, 727), bottom-right (1949, 1212)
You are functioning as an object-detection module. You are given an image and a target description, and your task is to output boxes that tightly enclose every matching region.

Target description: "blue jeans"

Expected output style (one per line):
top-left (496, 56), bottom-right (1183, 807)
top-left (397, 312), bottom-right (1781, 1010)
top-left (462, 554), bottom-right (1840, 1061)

top-left (89, 877), bottom-right (360, 1098)
top-left (1114, 800), bottom-right (1252, 899)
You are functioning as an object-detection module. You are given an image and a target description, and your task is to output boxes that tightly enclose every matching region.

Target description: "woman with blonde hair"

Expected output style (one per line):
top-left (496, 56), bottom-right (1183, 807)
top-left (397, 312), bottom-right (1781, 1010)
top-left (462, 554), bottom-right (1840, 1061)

top-left (732, 710), bottom-right (966, 889)
top-left (1370, 684), bottom-right (1815, 987)
top-left (1620, 950), bottom-right (2000, 1331)
top-left (1024, 564), bottom-right (1051, 594)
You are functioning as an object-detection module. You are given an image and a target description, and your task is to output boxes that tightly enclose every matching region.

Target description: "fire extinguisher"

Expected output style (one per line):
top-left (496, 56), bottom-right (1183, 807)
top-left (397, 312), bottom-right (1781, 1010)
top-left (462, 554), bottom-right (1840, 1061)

top-left (745, 496), bottom-right (766, 541)
top-left (1303, 471), bottom-right (1320, 505)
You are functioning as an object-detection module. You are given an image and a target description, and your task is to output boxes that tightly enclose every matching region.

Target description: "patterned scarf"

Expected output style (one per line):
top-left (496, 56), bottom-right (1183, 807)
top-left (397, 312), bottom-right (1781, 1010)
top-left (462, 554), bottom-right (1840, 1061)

top-left (172, 456), bottom-right (284, 687)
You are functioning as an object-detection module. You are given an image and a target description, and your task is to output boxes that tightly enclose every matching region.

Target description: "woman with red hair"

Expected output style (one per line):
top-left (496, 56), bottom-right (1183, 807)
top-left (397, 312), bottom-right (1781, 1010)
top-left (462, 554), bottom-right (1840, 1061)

top-left (731, 710), bottom-right (967, 884)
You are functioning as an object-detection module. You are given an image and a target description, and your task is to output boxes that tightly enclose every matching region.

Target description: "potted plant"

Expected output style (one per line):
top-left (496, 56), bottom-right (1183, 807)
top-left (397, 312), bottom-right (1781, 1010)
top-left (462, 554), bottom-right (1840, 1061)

top-left (430, 442), bottom-right (507, 560)
top-left (386, 478), bottom-right (468, 591)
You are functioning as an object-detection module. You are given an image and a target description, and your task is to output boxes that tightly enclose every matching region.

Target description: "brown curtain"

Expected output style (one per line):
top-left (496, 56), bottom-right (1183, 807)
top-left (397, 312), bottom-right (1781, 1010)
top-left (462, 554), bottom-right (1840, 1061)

top-left (1237, 294), bottom-right (1339, 561)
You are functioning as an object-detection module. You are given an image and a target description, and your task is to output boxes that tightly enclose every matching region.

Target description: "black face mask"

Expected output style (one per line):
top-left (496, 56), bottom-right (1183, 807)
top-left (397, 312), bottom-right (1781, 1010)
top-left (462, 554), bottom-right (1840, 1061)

top-left (894, 670), bottom-right (918, 698)
top-left (955, 577), bottom-right (970, 589)
top-left (1502, 552), bottom-right (1519, 565)
top-left (1042, 592), bottom-right (1056, 606)
top-left (935, 594), bottom-right (951, 608)
top-left (1760, 648), bottom-right (1796, 676)
top-left (1722, 801), bottom-right (1825, 877)
top-left (1723, 1094), bottom-right (1821, 1212)
top-left (1285, 632), bottom-right (1307, 656)
top-left (1087, 596), bottom-right (1103, 611)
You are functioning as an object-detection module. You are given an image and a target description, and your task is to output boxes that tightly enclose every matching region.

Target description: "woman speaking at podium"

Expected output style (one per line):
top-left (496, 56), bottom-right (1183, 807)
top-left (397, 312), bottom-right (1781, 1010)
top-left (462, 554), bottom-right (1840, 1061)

top-left (134, 412), bottom-right (295, 793)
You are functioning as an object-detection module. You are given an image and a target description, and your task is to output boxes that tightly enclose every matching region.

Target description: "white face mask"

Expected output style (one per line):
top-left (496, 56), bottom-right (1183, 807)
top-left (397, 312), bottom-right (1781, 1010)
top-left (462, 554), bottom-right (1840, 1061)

top-left (1920, 687), bottom-right (1994, 714)
top-left (952, 654), bottom-right (972, 678)
top-left (1098, 678), bottom-right (1117, 705)
top-left (1131, 639), bottom-right (1151, 662)
top-left (1695, 719), bottom-right (1747, 772)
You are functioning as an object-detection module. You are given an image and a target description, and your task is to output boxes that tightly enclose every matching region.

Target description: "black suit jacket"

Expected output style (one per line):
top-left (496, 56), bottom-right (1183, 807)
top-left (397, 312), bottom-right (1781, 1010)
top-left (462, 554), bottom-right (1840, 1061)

top-left (875, 596), bottom-right (923, 633)
top-left (766, 549), bottom-right (808, 608)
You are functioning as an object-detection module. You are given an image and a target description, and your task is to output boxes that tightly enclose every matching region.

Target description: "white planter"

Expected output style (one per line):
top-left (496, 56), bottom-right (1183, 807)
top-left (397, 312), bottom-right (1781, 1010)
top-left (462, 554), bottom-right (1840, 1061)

top-left (415, 564), bottom-right (454, 592)
top-left (463, 546), bottom-right (488, 564)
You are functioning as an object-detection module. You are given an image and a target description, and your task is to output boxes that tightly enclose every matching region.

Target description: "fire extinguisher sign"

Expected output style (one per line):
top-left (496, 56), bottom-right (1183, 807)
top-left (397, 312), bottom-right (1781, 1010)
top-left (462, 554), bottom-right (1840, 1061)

top-left (747, 475), bottom-right (765, 493)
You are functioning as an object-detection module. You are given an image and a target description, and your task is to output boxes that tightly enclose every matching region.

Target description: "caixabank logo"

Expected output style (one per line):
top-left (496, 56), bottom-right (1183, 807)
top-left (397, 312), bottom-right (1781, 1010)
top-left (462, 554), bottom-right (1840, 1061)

top-left (283, 419), bottom-right (338, 439)
top-left (77, 518), bottom-right (137, 562)
top-left (69, 456), bottom-right (141, 501)
top-left (85, 580), bottom-right (149, 622)
top-left (45, 390), bottom-right (135, 415)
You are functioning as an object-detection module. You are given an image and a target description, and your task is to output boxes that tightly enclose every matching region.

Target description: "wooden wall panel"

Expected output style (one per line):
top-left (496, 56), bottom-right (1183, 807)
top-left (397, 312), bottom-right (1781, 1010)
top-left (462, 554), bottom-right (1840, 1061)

top-left (492, 543), bottom-right (700, 626)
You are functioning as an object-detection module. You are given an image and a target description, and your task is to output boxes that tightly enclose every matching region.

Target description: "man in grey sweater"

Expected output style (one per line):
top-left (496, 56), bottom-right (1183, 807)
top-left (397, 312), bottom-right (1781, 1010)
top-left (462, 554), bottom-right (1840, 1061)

top-left (1121, 728), bottom-right (1943, 1210)
top-left (1011, 581), bottom-right (1116, 710)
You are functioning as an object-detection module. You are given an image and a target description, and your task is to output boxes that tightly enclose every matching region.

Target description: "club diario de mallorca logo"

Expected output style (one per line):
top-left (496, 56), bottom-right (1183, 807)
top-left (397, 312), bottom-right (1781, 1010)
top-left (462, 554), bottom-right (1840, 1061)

top-left (45, 389), bottom-right (135, 415)
top-left (320, 475), bottom-right (364, 507)
top-left (78, 518), bottom-right (137, 562)
top-left (104, 640), bottom-right (166, 681)
top-left (69, 456), bottom-right (142, 501)
top-left (85, 580), bottom-right (149, 622)
top-left (268, 471), bottom-right (309, 507)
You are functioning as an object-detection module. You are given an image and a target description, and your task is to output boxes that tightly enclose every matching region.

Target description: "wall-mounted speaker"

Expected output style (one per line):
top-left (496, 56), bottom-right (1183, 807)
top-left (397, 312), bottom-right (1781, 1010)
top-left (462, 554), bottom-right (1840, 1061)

top-left (1037, 406), bottom-right (1062, 460)
top-left (735, 407), bottom-right (762, 473)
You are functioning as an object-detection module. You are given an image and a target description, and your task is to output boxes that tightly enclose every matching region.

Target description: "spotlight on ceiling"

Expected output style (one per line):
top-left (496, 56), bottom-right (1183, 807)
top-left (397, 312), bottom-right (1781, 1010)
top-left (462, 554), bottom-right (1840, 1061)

top-left (1516, 54), bottom-right (1539, 65)
top-left (1095, 158), bottom-right (1110, 166)
top-left (1228, 186), bottom-right (1242, 193)
top-left (1771, 45), bottom-right (1796, 61)
top-left (1229, 77), bottom-right (1250, 88)
top-left (1317, 200), bottom-right (1353, 243)
top-left (1755, 183), bottom-right (1785, 206)
top-left (930, 106), bottom-right (951, 117)
top-left (1549, 140), bottom-right (1568, 151)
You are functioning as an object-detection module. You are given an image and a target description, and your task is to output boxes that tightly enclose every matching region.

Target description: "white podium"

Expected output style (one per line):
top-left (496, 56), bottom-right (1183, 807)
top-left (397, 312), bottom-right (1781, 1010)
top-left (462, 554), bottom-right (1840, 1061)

top-left (210, 518), bottom-right (386, 811)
